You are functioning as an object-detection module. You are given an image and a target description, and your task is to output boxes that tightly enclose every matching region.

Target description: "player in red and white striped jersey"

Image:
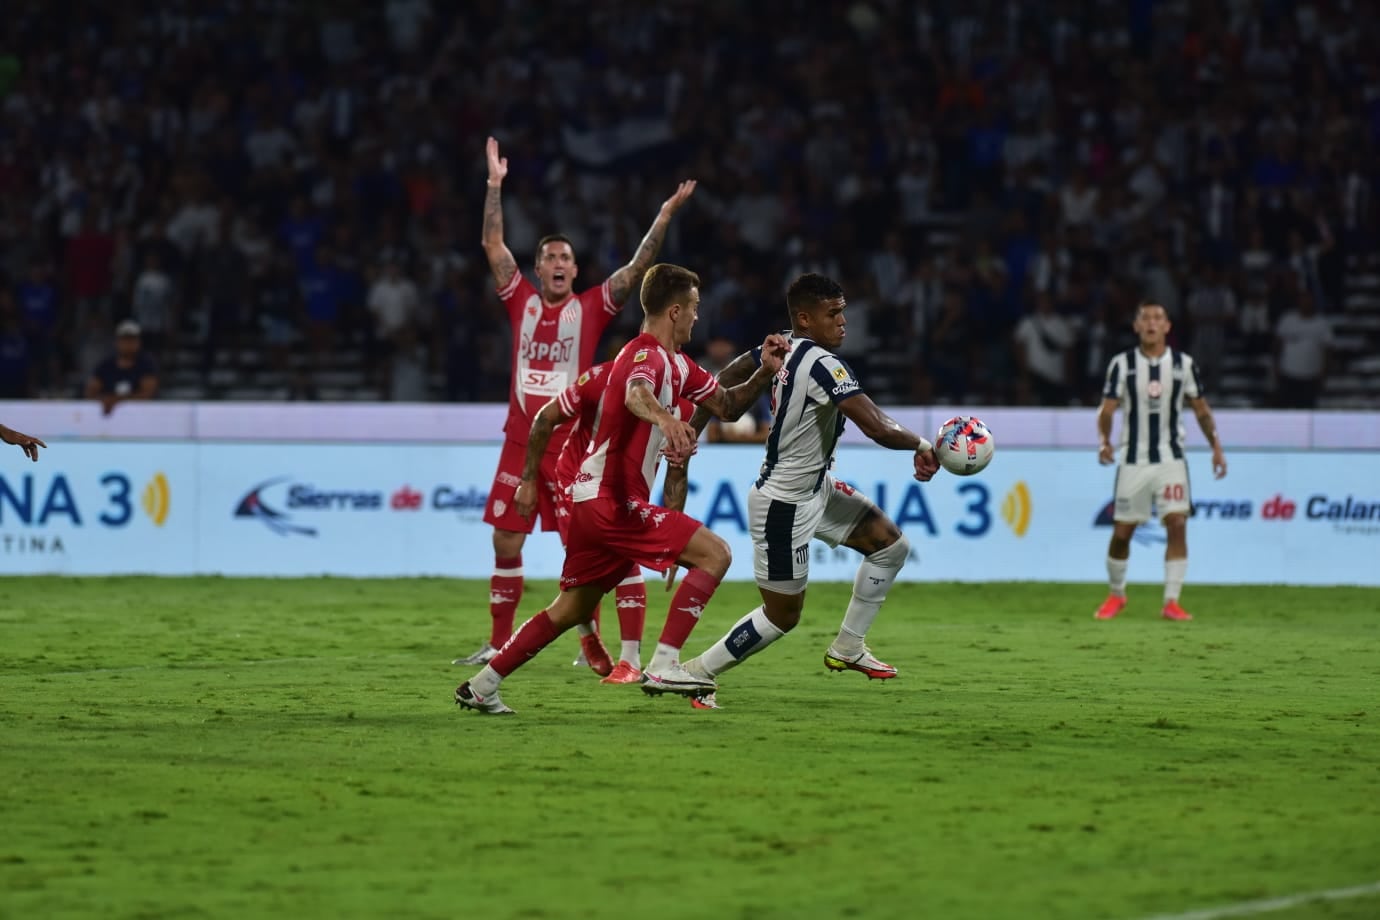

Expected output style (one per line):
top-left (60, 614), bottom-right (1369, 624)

top-left (456, 264), bottom-right (789, 714)
top-left (454, 136), bottom-right (696, 667)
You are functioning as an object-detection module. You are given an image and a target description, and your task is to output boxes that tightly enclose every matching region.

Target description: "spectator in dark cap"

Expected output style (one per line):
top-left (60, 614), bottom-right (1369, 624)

top-left (84, 320), bottom-right (159, 416)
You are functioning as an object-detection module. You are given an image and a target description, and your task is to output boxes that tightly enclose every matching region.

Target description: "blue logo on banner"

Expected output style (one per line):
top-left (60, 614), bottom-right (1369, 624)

top-left (234, 478), bottom-right (318, 537)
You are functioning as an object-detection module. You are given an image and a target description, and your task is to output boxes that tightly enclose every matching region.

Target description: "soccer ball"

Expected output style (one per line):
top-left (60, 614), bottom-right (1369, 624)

top-left (935, 416), bottom-right (994, 476)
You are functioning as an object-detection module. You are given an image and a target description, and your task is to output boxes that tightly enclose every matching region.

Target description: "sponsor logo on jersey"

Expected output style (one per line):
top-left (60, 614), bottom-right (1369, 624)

top-left (519, 334), bottom-right (575, 363)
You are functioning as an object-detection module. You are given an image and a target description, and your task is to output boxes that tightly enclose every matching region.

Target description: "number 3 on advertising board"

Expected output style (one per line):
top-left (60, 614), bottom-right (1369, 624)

top-left (955, 482), bottom-right (990, 537)
top-left (100, 473), bottom-right (133, 526)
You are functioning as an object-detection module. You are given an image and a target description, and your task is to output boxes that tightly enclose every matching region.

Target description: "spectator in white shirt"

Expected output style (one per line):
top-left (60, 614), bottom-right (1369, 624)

top-left (1274, 290), bottom-right (1333, 409)
top-left (367, 257), bottom-right (421, 352)
top-left (1013, 291), bottom-right (1078, 405)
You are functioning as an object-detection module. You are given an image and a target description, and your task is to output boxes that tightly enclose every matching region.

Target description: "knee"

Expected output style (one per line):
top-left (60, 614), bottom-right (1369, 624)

top-left (705, 535), bottom-right (732, 579)
top-left (492, 529), bottom-right (525, 557)
top-left (867, 534), bottom-right (911, 570)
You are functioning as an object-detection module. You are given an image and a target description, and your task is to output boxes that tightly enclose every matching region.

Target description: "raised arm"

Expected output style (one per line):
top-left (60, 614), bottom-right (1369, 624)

top-left (1187, 395), bottom-right (1227, 479)
top-left (514, 397), bottom-right (575, 518)
top-left (606, 180), bottom-right (698, 306)
top-left (481, 136), bottom-right (518, 289)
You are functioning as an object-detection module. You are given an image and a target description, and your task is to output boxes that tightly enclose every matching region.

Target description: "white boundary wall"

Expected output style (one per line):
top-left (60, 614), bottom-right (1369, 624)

top-left (2, 402), bottom-right (1377, 583)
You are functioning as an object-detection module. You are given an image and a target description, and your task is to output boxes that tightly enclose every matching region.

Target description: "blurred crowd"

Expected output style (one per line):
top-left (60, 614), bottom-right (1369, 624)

top-left (0, 0), bottom-right (1375, 408)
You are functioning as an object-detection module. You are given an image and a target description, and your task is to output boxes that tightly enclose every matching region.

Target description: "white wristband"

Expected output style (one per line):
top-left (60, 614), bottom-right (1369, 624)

top-left (916, 437), bottom-right (932, 453)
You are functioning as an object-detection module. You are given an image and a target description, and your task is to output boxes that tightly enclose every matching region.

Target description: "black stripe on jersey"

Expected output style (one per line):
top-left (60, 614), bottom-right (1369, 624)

top-left (1169, 351), bottom-right (1184, 460)
top-left (1148, 360), bottom-right (1161, 463)
top-left (755, 340), bottom-right (816, 490)
top-left (1125, 349), bottom-right (1139, 465)
top-left (1103, 360), bottom-right (1121, 400)
top-left (764, 499), bottom-right (797, 581)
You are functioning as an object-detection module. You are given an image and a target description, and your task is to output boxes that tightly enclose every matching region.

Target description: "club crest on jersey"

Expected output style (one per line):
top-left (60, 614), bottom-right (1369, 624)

top-left (634, 349), bottom-right (649, 363)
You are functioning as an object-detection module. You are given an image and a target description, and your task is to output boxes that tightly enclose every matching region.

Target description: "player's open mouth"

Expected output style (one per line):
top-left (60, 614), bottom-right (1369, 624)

top-left (553, 272), bottom-right (567, 282)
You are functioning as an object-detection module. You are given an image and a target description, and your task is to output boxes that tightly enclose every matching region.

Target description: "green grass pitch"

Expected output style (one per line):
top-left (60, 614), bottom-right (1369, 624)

top-left (2, 578), bottom-right (1379, 920)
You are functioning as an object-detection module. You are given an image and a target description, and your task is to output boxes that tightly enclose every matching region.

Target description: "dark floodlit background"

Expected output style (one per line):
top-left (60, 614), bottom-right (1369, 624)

top-left (1, 0), bottom-right (1375, 408)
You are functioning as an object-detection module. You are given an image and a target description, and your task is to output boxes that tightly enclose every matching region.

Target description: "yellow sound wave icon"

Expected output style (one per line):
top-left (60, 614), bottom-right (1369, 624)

top-left (142, 472), bottom-right (170, 526)
top-left (1001, 480), bottom-right (1031, 536)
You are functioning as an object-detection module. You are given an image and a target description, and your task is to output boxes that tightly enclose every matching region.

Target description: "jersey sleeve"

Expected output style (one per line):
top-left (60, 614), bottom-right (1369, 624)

top-left (555, 377), bottom-right (585, 419)
top-left (497, 272), bottom-right (528, 325)
top-left (810, 353), bottom-right (864, 404)
top-left (679, 354), bottom-right (721, 404)
top-left (626, 344), bottom-right (666, 391)
top-left (1102, 356), bottom-right (1124, 401)
top-left (1182, 354), bottom-right (1203, 400)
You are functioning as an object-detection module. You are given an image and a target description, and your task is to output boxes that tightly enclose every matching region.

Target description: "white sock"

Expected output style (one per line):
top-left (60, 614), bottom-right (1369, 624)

top-left (471, 665), bottom-right (501, 696)
top-left (1165, 558), bottom-right (1187, 603)
top-left (574, 622), bottom-right (595, 638)
top-left (834, 550), bottom-right (903, 655)
top-left (648, 642), bottom-right (681, 673)
top-left (693, 606), bottom-right (786, 678)
top-left (1107, 557), bottom-right (1128, 595)
top-left (620, 640), bottom-right (641, 668)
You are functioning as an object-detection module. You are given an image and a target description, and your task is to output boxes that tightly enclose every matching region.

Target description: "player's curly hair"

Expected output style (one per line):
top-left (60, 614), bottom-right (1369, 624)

top-left (640, 263), bottom-right (701, 316)
top-left (786, 272), bottom-right (845, 321)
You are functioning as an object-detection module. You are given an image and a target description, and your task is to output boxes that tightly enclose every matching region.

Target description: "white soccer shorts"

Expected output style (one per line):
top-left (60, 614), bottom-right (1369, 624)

top-left (749, 473), bottom-right (876, 593)
top-left (1113, 458), bottom-right (1191, 524)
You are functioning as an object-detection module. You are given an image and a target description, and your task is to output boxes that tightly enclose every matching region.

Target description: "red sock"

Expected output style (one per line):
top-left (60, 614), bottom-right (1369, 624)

top-left (491, 611), bottom-right (560, 677)
top-left (658, 568), bottom-right (720, 650)
top-left (489, 554), bottom-right (523, 647)
top-left (615, 569), bottom-right (646, 643)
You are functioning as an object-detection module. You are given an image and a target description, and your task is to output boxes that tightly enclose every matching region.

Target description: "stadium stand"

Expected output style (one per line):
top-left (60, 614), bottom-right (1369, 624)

top-left (1, 0), bottom-right (1375, 407)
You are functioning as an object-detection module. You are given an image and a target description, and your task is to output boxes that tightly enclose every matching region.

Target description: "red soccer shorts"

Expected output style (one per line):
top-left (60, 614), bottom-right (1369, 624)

top-left (483, 438), bottom-right (562, 534)
top-left (561, 496), bottom-right (702, 593)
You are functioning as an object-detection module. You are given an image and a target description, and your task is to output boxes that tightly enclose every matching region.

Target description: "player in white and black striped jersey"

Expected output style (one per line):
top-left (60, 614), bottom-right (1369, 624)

top-left (664, 273), bottom-right (940, 708)
top-left (1095, 302), bottom-right (1228, 622)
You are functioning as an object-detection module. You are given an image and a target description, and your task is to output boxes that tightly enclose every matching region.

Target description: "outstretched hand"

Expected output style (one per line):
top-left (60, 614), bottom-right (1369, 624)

top-left (0, 424), bottom-right (46, 462)
top-left (659, 180), bottom-right (697, 217)
top-left (486, 136), bottom-right (508, 185)
top-left (913, 446), bottom-right (939, 482)
top-left (758, 333), bottom-right (790, 374)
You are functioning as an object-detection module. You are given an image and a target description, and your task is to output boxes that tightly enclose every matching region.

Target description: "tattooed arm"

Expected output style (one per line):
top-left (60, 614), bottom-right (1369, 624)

top-left (695, 334), bottom-right (788, 423)
top-left (605, 180), bottom-right (698, 305)
top-left (481, 135), bottom-right (518, 289)
top-left (664, 350), bottom-right (761, 510)
top-left (687, 351), bottom-right (762, 436)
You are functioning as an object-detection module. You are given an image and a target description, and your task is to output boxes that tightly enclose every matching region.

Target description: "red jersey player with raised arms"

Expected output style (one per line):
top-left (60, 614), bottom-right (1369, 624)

top-left (456, 264), bottom-right (788, 714)
top-left (454, 136), bottom-right (697, 667)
